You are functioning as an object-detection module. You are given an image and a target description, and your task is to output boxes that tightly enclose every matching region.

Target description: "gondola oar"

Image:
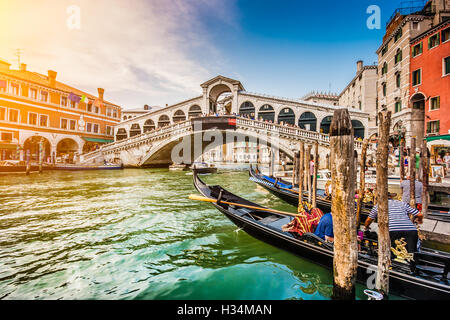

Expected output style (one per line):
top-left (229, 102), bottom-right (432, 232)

top-left (188, 194), bottom-right (305, 218)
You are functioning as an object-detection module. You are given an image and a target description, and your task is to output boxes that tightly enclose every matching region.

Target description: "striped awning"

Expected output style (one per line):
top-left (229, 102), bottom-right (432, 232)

top-left (82, 137), bottom-right (114, 144)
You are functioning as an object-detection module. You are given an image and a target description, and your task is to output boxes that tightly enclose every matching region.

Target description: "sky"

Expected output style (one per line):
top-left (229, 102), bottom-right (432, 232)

top-left (0, 0), bottom-right (411, 109)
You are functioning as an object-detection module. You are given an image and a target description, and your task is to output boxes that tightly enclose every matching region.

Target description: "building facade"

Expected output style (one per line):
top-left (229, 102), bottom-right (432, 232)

top-left (410, 20), bottom-right (450, 158)
top-left (302, 92), bottom-right (339, 106)
top-left (0, 59), bottom-right (122, 163)
top-left (122, 105), bottom-right (161, 121)
top-left (376, 0), bottom-right (450, 145)
top-left (338, 60), bottom-right (378, 136)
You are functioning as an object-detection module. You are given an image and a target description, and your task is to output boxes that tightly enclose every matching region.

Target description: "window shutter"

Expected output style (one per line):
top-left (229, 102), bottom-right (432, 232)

top-left (427, 122), bottom-right (431, 133)
top-left (428, 37), bottom-right (431, 48)
top-left (437, 33), bottom-right (440, 44)
top-left (420, 42), bottom-right (423, 53)
top-left (437, 96), bottom-right (440, 108)
top-left (437, 121), bottom-right (440, 132)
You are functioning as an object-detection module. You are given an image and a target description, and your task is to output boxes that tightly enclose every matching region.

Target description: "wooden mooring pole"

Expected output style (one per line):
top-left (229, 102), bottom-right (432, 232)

top-left (400, 139), bottom-right (405, 180)
top-left (376, 111), bottom-right (391, 298)
top-left (298, 142), bottom-right (304, 211)
top-left (306, 145), bottom-right (312, 203)
top-left (356, 139), bottom-right (369, 227)
top-left (312, 141), bottom-right (318, 208)
top-left (410, 137), bottom-right (416, 208)
top-left (293, 151), bottom-right (298, 186)
top-left (330, 109), bottom-right (357, 300)
top-left (269, 147), bottom-right (275, 177)
top-left (25, 149), bottom-right (31, 175)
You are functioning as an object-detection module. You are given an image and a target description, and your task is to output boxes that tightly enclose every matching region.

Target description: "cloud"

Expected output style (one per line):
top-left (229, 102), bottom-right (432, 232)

top-left (0, 0), bottom-right (237, 109)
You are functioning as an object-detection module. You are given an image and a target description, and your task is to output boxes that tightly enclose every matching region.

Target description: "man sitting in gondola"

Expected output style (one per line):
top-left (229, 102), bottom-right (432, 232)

top-left (314, 212), bottom-right (334, 242)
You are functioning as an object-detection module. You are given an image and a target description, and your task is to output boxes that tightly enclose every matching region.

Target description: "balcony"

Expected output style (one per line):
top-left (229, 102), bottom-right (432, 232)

top-left (394, 61), bottom-right (402, 73)
top-left (393, 88), bottom-right (401, 99)
top-left (380, 73), bottom-right (387, 83)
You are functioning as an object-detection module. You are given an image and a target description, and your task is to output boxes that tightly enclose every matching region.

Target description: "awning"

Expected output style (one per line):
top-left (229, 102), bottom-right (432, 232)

top-left (426, 134), bottom-right (450, 142)
top-left (0, 143), bottom-right (19, 150)
top-left (82, 137), bottom-right (114, 144)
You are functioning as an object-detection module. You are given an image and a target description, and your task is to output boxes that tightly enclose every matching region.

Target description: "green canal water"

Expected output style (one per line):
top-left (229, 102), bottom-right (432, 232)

top-left (0, 169), bottom-right (400, 300)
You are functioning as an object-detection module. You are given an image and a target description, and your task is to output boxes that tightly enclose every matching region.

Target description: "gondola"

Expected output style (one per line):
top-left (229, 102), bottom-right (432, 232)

top-left (249, 165), bottom-right (450, 223)
top-left (192, 172), bottom-right (450, 300)
top-left (249, 165), bottom-right (372, 222)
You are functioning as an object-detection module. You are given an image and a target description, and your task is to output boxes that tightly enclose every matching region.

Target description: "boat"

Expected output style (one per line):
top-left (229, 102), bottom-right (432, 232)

top-left (191, 162), bottom-right (218, 174)
top-left (192, 172), bottom-right (450, 300)
top-left (0, 160), bottom-right (50, 173)
top-left (249, 165), bottom-right (372, 222)
top-left (52, 163), bottom-right (123, 170)
top-left (169, 163), bottom-right (189, 171)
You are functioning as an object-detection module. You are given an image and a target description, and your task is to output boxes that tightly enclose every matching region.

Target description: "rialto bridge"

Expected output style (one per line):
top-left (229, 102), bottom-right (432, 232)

top-left (80, 76), bottom-right (372, 167)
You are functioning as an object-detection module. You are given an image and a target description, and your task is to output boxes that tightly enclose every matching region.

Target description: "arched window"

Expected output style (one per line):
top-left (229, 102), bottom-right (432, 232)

top-left (277, 107), bottom-right (295, 125)
top-left (188, 105), bottom-right (202, 118)
top-left (382, 62), bottom-right (388, 75)
top-left (298, 112), bottom-right (317, 131)
top-left (320, 116), bottom-right (333, 134)
top-left (239, 101), bottom-right (255, 118)
top-left (173, 110), bottom-right (186, 123)
top-left (351, 120), bottom-right (365, 139)
top-left (258, 104), bottom-right (275, 122)
top-left (130, 123), bottom-right (141, 137)
top-left (116, 128), bottom-right (128, 141)
top-left (158, 115), bottom-right (170, 127)
top-left (395, 48), bottom-right (402, 64)
top-left (143, 119), bottom-right (155, 133)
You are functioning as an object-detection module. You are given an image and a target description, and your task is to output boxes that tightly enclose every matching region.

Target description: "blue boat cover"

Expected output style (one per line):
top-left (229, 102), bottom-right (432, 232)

top-left (262, 175), bottom-right (292, 189)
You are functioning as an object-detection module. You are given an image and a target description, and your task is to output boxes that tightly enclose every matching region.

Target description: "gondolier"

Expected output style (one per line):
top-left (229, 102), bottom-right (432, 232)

top-left (364, 194), bottom-right (422, 255)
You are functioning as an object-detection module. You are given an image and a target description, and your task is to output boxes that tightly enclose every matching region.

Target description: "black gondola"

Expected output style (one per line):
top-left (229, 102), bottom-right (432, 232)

top-left (193, 172), bottom-right (450, 300)
top-left (249, 165), bottom-right (450, 223)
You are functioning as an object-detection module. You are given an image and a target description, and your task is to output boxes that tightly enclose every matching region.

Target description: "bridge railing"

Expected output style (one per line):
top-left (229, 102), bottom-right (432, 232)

top-left (81, 116), bottom-right (375, 161)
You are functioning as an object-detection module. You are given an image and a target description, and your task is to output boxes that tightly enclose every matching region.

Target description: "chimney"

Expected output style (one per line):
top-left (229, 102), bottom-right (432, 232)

top-left (98, 88), bottom-right (104, 101)
top-left (20, 63), bottom-right (27, 71)
top-left (357, 60), bottom-right (363, 73)
top-left (144, 104), bottom-right (149, 110)
top-left (48, 70), bottom-right (57, 87)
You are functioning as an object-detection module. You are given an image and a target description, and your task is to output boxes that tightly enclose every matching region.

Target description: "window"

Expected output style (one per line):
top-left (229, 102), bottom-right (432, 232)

top-left (0, 107), bottom-right (5, 121)
top-left (412, 69), bottom-right (421, 86)
top-left (382, 62), bottom-right (388, 75)
top-left (9, 109), bottom-right (19, 122)
top-left (444, 56), bottom-right (450, 76)
top-left (106, 126), bottom-right (113, 136)
top-left (381, 45), bottom-right (388, 56)
top-left (394, 29), bottom-right (402, 42)
top-left (86, 123), bottom-right (92, 132)
top-left (61, 96), bottom-right (67, 107)
top-left (427, 120), bottom-right (440, 134)
top-left (1, 132), bottom-right (13, 141)
top-left (382, 83), bottom-right (387, 96)
top-left (40, 91), bottom-right (48, 102)
top-left (428, 33), bottom-right (440, 49)
top-left (29, 88), bottom-right (37, 99)
top-left (60, 118), bottom-right (68, 129)
top-left (70, 100), bottom-right (76, 108)
top-left (0, 80), bottom-right (6, 93)
top-left (95, 106), bottom-right (99, 114)
top-left (39, 114), bottom-right (48, 127)
top-left (69, 119), bottom-right (76, 131)
top-left (412, 42), bottom-right (423, 57)
top-left (430, 96), bottom-right (440, 110)
top-left (395, 100), bottom-right (402, 113)
top-left (412, 22), bottom-right (419, 30)
top-left (358, 101), bottom-right (362, 110)
top-left (10, 83), bottom-right (19, 95)
top-left (106, 107), bottom-right (112, 117)
top-left (443, 27), bottom-right (450, 43)
top-left (113, 109), bottom-right (117, 118)
top-left (93, 124), bottom-right (99, 133)
top-left (396, 73), bottom-right (401, 88)
top-left (28, 112), bottom-right (38, 125)
top-left (395, 49), bottom-right (402, 64)
top-left (87, 102), bottom-right (92, 112)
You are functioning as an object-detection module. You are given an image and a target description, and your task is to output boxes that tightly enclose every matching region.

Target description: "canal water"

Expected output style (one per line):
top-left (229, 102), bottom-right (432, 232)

top-left (0, 169), bottom-right (400, 300)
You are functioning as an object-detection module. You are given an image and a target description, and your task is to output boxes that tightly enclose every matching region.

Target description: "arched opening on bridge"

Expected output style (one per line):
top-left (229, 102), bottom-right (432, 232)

top-left (158, 115), bottom-right (170, 128)
top-left (130, 123), bottom-right (142, 137)
top-left (116, 128), bottom-right (128, 141)
top-left (239, 101), bottom-right (255, 119)
top-left (277, 107), bottom-right (295, 125)
top-left (188, 105), bottom-right (202, 118)
top-left (57, 138), bottom-right (79, 163)
top-left (351, 120), bottom-right (365, 139)
top-left (143, 119), bottom-right (156, 133)
top-left (258, 104), bottom-right (275, 122)
top-left (208, 84), bottom-right (232, 114)
top-left (173, 110), bottom-right (186, 123)
top-left (298, 112), bottom-right (317, 131)
top-left (410, 92), bottom-right (426, 143)
top-left (23, 136), bottom-right (51, 162)
top-left (320, 116), bottom-right (333, 134)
